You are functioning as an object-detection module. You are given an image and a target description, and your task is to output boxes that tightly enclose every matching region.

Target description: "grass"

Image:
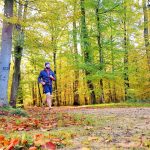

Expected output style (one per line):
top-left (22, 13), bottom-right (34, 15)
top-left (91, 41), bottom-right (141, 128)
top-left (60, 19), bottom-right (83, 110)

top-left (85, 102), bottom-right (150, 108)
top-left (0, 106), bottom-right (28, 117)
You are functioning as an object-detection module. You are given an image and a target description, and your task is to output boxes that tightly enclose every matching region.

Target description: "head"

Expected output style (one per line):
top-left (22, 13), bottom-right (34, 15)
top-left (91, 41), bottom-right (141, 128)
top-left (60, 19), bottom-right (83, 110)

top-left (45, 62), bottom-right (50, 69)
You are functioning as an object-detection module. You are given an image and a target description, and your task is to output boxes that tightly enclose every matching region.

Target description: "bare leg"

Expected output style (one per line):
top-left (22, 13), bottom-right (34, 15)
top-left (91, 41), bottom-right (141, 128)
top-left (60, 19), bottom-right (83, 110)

top-left (46, 93), bottom-right (52, 109)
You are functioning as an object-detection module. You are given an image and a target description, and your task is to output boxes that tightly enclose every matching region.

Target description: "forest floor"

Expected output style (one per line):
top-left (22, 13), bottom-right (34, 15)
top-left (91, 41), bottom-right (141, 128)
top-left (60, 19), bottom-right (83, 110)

top-left (0, 104), bottom-right (150, 150)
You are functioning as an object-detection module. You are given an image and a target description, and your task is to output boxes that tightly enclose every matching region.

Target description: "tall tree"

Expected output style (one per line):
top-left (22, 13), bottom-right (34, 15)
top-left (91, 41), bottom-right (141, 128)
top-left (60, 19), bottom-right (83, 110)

top-left (110, 11), bottom-right (117, 102)
top-left (123, 0), bottom-right (129, 101)
top-left (73, 0), bottom-right (80, 105)
top-left (52, 33), bottom-right (59, 106)
top-left (10, 0), bottom-right (28, 107)
top-left (80, 0), bottom-right (96, 104)
top-left (0, 0), bottom-right (14, 106)
top-left (143, 0), bottom-right (150, 71)
top-left (95, 0), bottom-right (105, 103)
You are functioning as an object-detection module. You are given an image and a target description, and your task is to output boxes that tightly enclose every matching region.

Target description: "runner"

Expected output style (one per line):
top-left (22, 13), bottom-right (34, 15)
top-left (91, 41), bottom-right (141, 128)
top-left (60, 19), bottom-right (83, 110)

top-left (38, 62), bottom-right (56, 110)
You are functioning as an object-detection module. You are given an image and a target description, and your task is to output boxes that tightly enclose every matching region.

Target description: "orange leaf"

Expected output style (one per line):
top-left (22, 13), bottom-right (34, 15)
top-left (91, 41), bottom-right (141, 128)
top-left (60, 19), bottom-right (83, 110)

top-left (52, 138), bottom-right (61, 143)
top-left (6, 139), bottom-right (19, 150)
top-left (41, 141), bottom-right (56, 150)
top-left (21, 139), bottom-right (27, 144)
top-left (34, 134), bottom-right (43, 141)
top-left (29, 146), bottom-right (37, 150)
top-left (0, 144), bottom-right (4, 148)
top-left (0, 135), bottom-right (5, 141)
top-left (3, 139), bottom-right (10, 146)
top-left (10, 139), bottom-right (20, 146)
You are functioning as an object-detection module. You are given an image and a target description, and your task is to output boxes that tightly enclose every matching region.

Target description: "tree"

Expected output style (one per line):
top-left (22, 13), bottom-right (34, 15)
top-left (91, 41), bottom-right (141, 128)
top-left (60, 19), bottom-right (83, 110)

top-left (143, 0), bottom-right (150, 71)
top-left (10, 0), bottom-right (28, 107)
top-left (95, 0), bottom-right (105, 103)
top-left (123, 0), bottom-right (129, 101)
top-left (0, 0), bottom-right (14, 106)
top-left (80, 0), bottom-right (96, 104)
top-left (73, 0), bottom-right (80, 105)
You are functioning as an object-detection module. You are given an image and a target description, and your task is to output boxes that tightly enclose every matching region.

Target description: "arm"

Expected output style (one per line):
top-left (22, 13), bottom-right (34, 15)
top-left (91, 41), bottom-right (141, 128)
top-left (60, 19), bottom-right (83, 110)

top-left (38, 71), bottom-right (45, 85)
top-left (50, 71), bottom-right (56, 81)
top-left (38, 71), bottom-right (42, 83)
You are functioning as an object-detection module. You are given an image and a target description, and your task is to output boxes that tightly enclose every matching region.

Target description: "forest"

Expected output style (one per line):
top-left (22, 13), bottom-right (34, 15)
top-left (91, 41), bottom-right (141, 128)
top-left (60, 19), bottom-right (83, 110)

top-left (0, 0), bottom-right (150, 150)
top-left (0, 0), bottom-right (149, 107)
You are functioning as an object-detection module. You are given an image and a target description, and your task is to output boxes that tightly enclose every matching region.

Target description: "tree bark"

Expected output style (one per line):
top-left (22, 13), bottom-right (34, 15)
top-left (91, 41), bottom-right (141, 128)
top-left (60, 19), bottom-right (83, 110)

top-left (143, 0), bottom-right (150, 71)
top-left (95, 0), bottom-right (105, 103)
top-left (52, 35), bottom-right (59, 106)
top-left (10, 0), bottom-right (28, 107)
top-left (80, 0), bottom-right (96, 104)
top-left (110, 12), bottom-right (117, 102)
top-left (0, 0), bottom-right (14, 106)
top-left (38, 83), bottom-right (42, 106)
top-left (73, 0), bottom-right (80, 106)
top-left (123, 0), bottom-right (129, 101)
top-left (32, 82), bottom-right (37, 106)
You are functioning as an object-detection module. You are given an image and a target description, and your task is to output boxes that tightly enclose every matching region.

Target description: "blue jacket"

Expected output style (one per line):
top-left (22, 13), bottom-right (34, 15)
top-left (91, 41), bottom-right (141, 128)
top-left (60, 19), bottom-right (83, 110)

top-left (38, 69), bottom-right (56, 85)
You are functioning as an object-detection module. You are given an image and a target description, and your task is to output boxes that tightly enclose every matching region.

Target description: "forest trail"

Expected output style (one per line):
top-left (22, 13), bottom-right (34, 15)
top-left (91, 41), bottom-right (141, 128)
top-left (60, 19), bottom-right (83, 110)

top-left (28, 107), bottom-right (150, 149)
top-left (63, 107), bottom-right (150, 149)
top-left (0, 107), bottom-right (150, 149)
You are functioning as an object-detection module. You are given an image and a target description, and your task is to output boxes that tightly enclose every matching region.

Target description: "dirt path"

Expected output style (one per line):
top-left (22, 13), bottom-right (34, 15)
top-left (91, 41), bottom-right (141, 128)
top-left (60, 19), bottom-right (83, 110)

top-left (60, 107), bottom-right (150, 149)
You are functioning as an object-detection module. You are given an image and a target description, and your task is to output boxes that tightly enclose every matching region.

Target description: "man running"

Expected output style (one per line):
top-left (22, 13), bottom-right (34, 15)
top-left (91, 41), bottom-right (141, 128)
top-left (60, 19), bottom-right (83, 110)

top-left (38, 62), bottom-right (56, 109)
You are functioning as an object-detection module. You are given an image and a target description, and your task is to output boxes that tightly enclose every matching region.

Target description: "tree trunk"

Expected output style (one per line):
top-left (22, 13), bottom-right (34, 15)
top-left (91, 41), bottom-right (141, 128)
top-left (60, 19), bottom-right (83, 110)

top-left (10, 0), bottom-right (28, 107)
top-left (95, 0), bottom-right (105, 103)
top-left (17, 86), bottom-right (23, 106)
top-left (52, 35), bottom-right (59, 106)
top-left (123, 1), bottom-right (129, 101)
top-left (53, 50), bottom-right (59, 106)
top-left (32, 82), bottom-right (37, 106)
top-left (110, 12), bottom-right (117, 102)
top-left (143, 0), bottom-right (150, 71)
top-left (73, 0), bottom-right (80, 106)
top-left (0, 0), bottom-right (14, 106)
top-left (108, 82), bottom-right (113, 103)
top-left (10, 46), bottom-right (23, 107)
top-left (80, 0), bottom-right (96, 104)
top-left (38, 83), bottom-right (42, 106)
top-left (58, 54), bottom-right (62, 105)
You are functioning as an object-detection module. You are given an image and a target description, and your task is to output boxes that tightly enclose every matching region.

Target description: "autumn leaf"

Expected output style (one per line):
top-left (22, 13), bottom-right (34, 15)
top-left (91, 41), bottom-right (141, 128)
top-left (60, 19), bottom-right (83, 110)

top-left (6, 138), bottom-right (20, 150)
top-left (6, 143), bottom-right (14, 150)
top-left (10, 139), bottom-right (20, 146)
top-left (3, 139), bottom-right (10, 146)
top-left (34, 134), bottom-right (43, 141)
top-left (51, 138), bottom-right (62, 143)
top-left (41, 141), bottom-right (56, 150)
top-left (0, 135), bottom-right (5, 141)
top-left (29, 146), bottom-right (37, 150)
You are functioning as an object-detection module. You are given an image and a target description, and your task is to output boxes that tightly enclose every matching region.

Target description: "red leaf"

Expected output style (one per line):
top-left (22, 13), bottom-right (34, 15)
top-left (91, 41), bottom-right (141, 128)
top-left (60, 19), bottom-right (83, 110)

top-left (6, 143), bottom-right (14, 150)
top-left (41, 141), bottom-right (56, 150)
top-left (10, 139), bottom-right (20, 146)
top-left (6, 139), bottom-right (19, 150)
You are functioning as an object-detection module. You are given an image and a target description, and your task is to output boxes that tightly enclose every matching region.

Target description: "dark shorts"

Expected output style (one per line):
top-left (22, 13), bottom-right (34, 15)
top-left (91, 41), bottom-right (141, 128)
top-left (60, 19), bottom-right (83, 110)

top-left (43, 84), bottom-right (52, 94)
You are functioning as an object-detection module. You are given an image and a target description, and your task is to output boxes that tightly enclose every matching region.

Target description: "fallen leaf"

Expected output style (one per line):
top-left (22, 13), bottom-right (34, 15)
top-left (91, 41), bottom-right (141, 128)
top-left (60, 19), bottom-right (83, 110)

top-left (29, 146), bottom-right (37, 150)
top-left (88, 136), bottom-right (99, 141)
top-left (51, 138), bottom-right (62, 143)
top-left (41, 141), bottom-right (56, 150)
top-left (0, 135), bottom-right (5, 141)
